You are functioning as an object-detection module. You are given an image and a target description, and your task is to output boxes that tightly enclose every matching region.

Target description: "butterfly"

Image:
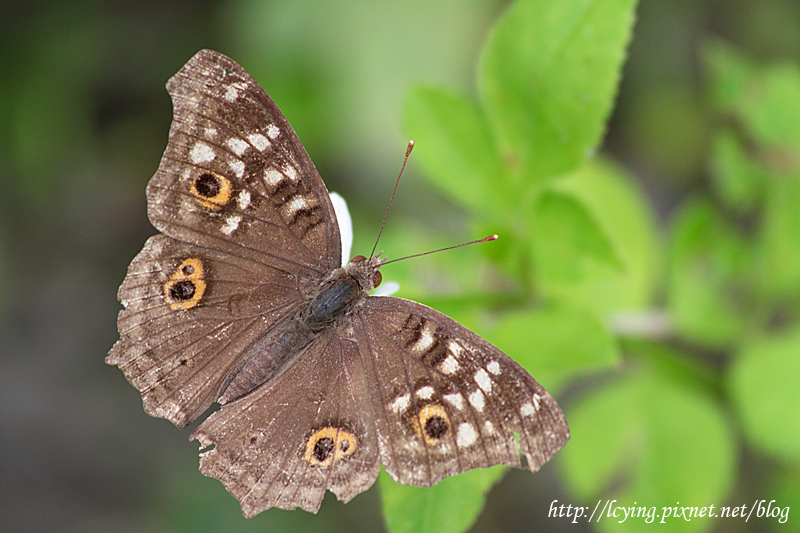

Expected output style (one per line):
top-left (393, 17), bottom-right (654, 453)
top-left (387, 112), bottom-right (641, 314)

top-left (107, 49), bottom-right (569, 518)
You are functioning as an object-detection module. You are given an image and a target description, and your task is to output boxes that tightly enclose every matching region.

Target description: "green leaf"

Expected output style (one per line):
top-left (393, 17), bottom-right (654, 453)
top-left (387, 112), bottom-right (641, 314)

top-left (705, 40), bottom-right (800, 151)
top-left (709, 129), bottom-right (765, 212)
top-left (380, 466), bottom-right (506, 533)
top-left (489, 304), bottom-right (620, 390)
top-left (403, 86), bottom-right (507, 217)
top-left (537, 160), bottom-right (659, 315)
top-left (561, 353), bottom-right (736, 533)
top-left (667, 198), bottom-right (750, 347)
top-left (479, 0), bottom-right (638, 180)
top-left (729, 327), bottom-right (800, 462)
top-left (531, 189), bottom-right (622, 288)
top-left (758, 173), bottom-right (800, 297)
top-left (704, 40), bottom-right (753, 114)
top-left (769, 465), bottom-right (800, 528)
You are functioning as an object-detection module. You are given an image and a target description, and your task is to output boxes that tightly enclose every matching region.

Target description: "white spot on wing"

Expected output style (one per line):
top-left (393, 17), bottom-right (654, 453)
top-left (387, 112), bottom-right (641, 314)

top-left (520, 403), bottom-right (536, 417)
top-left (416, 386), bottom-right (435, 400)
top-left (224, 81), bottom-right (248, 102)
top-left (474, 368), bottom-right (492, 393)
top-left (447, 339), bottom-right (464, 357)
top-left (487, 361), bottom-right (501, 375)
top-left (227, 137), bottom-right (248, 156)
top-left (248, 132), bottom-right (270, 151)
top-left (414, 324), bottom-right (435, 353)
top-left (440, 355), bottom-right (459, 375)
top-left (220, 214), bottom-right (242, 235)
top-left (283, 164), bottom-right (298, 181)
top-left (456, 423), bottom-right (477, 447)
top-left (285, 195), bottom-right (312, 217)
top-left (229, 159), bottom-right (245, 178)
top-left (264, 168), bottom-right (283, 187)
top-left (205, 127), bottom-right (218, 139)
top-left (468, 389), bottom-right (485, 412)
top-left (532, 393), bottom-right (541, 410)
top-left (390, 393), bottom-right (411, 413)
top-left (237, 190), bottom-right (251, 210)
top-left (443, 393), bottom-right (464, 410)
top-left (190, 142), bottom-right (215, 164)
top-left (267, 123), bottom-right (280, 139)
top-left (484, 421), bottom-right (494, 434)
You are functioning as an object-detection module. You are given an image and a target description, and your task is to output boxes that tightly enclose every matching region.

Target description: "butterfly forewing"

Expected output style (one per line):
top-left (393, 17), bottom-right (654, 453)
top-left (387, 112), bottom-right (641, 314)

top-left (148, 50), bottom-right (341, 273)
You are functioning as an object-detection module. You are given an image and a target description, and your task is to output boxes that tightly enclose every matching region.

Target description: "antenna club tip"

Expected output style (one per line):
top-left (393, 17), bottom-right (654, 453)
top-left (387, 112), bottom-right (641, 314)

top-left (483, 234), bottom-right (498, 242)
top-left (408, 139), bottom-right (414, 146)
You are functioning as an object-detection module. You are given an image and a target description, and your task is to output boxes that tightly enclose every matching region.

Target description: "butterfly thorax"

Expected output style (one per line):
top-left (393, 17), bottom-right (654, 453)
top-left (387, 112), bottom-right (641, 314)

top-left (217, 255), bottom-right (383, 404)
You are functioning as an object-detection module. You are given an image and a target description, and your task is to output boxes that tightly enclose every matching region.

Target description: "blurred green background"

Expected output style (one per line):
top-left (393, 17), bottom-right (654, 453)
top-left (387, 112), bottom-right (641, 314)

top-left (2, 0), bottom-right (799, 532)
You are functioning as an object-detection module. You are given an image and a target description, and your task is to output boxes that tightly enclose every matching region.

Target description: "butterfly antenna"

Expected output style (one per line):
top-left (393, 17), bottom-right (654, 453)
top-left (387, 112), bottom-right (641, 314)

top-left (370, 140), bottom-right (414, 259)
top-left (383, 234), bottom-right (498, 266)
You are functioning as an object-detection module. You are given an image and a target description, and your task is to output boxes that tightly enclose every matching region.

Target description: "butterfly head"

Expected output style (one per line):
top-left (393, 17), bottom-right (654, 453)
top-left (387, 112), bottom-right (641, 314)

top-left (345, 254), bottom-right (385, 293)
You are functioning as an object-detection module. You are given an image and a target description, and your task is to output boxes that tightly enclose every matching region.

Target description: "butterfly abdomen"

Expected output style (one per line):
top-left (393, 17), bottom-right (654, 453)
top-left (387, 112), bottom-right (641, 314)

top-left (219, 320), bottom-right (315, 404)
top-left (219, 271), bottom-right (366, 404)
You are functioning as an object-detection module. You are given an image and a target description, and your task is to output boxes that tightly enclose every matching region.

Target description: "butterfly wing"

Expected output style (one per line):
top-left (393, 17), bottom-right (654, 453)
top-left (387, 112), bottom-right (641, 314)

top-left (190, 332), bottom-right (380, 516)
top-left (187, 293), bottom-right (569, 516)
top-left (148, 49), bottom-right (341, 271)
top-left (108, 235), bottom-right (306, 428)
top-left (352, 296), bottom-right (570, 486)
top-left (108, 50), bottom-right (342, 428)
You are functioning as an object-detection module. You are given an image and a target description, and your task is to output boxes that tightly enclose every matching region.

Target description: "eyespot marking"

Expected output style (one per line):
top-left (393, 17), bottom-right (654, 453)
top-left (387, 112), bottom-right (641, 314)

top-left (303, 426), bottom-right (357, 466)
top-left (412, 404), bottom-right (451, 445)
top-left (190, 171), bottom-right (233, 210)
top-left (164, 258), bottom-right (206, 310)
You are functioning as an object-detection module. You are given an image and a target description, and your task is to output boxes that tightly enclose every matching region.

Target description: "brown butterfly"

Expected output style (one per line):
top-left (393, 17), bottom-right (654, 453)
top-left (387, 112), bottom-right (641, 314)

top-left (107, 50), bottom-right (569, 518)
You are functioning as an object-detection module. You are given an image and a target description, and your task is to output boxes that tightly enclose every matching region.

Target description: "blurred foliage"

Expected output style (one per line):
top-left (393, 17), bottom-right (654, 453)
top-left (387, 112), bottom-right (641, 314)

top-left (391, 0), bottom-right (800, 532)
top-left (3, 0), bottom-right (800, 532)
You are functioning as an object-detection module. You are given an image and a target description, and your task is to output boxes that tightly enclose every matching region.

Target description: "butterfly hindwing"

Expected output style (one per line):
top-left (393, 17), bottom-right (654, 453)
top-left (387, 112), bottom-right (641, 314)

top-left (354, 296), bottom-right (569, 486)
top-left (190, 332), bottom-right (380, 516)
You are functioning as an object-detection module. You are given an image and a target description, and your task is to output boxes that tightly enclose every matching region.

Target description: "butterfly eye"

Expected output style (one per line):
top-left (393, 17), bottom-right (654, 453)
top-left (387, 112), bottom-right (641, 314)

top-left (351, 255), bottom-right (366, 263)
top-left (372, 271), bottom-right (382, 288)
